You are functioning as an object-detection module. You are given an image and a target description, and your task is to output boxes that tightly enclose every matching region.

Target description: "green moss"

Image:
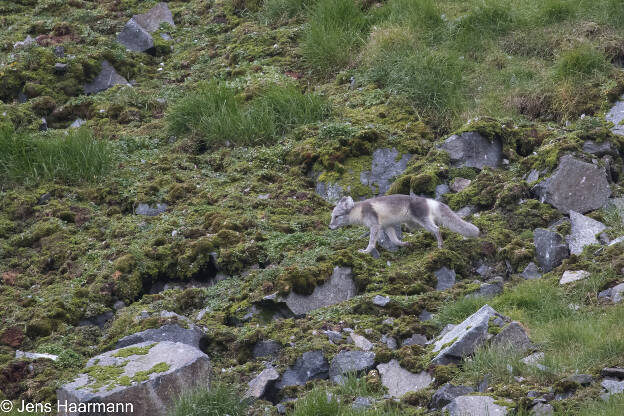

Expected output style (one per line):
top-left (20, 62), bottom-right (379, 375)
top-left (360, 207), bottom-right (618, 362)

top-left (82, 364), bottom-right (125, 392)
top-left (26, 319), bottom-right (53, 338)
top-left (131, 362), bottom-right (170, 382)
top-left (114, 254), bottom-right (136, 273)
top-left (432, 364), bottom-right (458, 385)
top-left (113, 343), bottom-right (156, 358)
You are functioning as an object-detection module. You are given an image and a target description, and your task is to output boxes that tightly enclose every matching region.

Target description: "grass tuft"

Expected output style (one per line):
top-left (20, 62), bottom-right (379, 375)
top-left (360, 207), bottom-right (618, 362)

top-left (0, 125), bottom-right (112, 186)
top-left (168, 383), bottom-right (249, 416)
top-left (554, 44), bottom-right (609, 81)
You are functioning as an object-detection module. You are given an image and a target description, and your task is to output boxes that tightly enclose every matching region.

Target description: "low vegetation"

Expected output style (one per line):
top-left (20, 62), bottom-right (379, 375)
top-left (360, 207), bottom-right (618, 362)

top-left (168, 383), bottom-right (249, 416)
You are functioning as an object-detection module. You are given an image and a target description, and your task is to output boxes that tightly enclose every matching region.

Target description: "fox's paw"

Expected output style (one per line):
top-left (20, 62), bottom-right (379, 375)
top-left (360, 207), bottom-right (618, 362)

top-left (358, 248), bottom-right (370, 254)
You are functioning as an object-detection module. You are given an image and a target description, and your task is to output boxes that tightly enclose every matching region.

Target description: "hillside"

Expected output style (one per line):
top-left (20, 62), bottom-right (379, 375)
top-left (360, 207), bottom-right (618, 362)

top-left (1, 0), bottom-right (624, 415)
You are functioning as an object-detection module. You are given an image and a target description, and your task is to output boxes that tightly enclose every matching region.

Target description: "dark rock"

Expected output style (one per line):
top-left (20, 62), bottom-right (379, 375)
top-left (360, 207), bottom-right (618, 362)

top-left (443, 395), bottom-right (509, 416)
top-left (401, 334), bottom-right (427, 347)
top-left (439, 131), bottom-right (503, 169)
top-left (253, 340), bottom-right (282, 359)
top-left (435, 267), bottom-right (456, 291)
top-left (431, 304), bottom-right (508, 365)
top-left (419, 310), bottom-right (433, 321)
top-left (377, 225), bottom-right (403, 252)
top-left (567, 211), bottom-right (606, 255)
top-left (53, 45), bottom-right (65, 58)
top-left (18, 91), bottom-right (28, 103)
top-left (598, 283), bottom-right (624, 304)
top-left (329, 350), bottom-right (375, 382)
top-left (431, 383), bottom-right (475, 409)
top-left (532, 155), bottom-right (610, 214)
top-left (78, 311), bottom-right (113, 328)
top-left (491, 322), bottom-right (533, 354)
top-left (533, 228), bottom-right (569, 273)
top-left (478, 376), bottom-right (489, 393)
top-left (377, 359), bottom-right (433, 397)
top-left (54, 63), bottom-right (67, 74)
top-left (601, 368), bottom-right (624, 379)
top-left (583, 140), bottom-right (616, 157)
top-left (360, 148), bottom-right (412, 195)
top-left (135, 202), bottom-right (168, 216)
top-left (325, 330), bottom-right (345, 344)
top-left (84, 60), bottom-right (131, 94)
top-left (283, 266), bottom-right (356, 316)
top-left (245, 367), bottom-right (279, 400)
top-left (276, 351), bottom-right (328, 389)
top-left (381, 335), bottom-right (397, 350)
top-left (521, 262), bottom-right (542, 280)
top-left (469, 281), bottom-right (503, 298)
top-left (372, 295), bottom-right (390, 307)
top-left (115, 324), bottom-right (208, 351)
top-left (37, 193), bottom-right (52, 205)
top-left (57, 341), bottom-right (211, 416)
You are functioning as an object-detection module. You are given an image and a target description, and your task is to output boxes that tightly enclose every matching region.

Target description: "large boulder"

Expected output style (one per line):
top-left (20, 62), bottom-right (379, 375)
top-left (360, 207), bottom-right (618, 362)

top-left (275, 351), bottom-right (329, 389)
top-left (567, 211), bottom-right (606, 255)
top-left (606, 95), bottom-right (624, 136)
top-left (115, 324), bottom-right (208, 351)
top-left (57, 341), bottom-right (211, 416)
top-left (533, 228), bottom-right (569, 273)
top-left (329, 350), bottom-right (376, 382)
top-left (443, 395), bottom-right (508, 416)
top-left (360, 148), bottom-right (412, 195)
top-left (439, 132), bottom-right (503, 169)
top-left (376, 359), bottom-right (433, 397)
top-left (117, 3), bottom-right (175, 53)
top-left (532, 155), bottom-right (610, 214)
top-left (283, 266), bottom-right (357, 316)
top-left (431, 305), bottom-right (508, 365)
top-left (84, 60), bottom-right (131, 94)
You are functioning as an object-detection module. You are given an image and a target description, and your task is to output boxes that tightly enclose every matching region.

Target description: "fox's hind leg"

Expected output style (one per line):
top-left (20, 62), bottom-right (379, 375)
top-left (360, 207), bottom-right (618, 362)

top-left (385, 226), bottom-right (408, 247)
top-left (359, 225), bottom-right (381, 254)
top-left (420, 218), bottom-right (443, 248)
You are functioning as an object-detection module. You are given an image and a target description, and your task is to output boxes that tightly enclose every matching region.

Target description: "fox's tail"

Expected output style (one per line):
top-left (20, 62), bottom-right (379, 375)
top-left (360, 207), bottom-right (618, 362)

top-left (436, 203), bottom-right (480, 237)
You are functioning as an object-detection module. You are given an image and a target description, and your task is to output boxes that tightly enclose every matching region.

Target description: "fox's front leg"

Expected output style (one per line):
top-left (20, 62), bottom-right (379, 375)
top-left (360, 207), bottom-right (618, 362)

top-left (359, 225), bottom-right (381, 254)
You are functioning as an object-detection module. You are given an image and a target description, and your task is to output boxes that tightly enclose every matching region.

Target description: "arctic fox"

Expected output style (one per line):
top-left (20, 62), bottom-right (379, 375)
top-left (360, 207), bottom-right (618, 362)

top-left (329, 194), bottom-right (479, 254)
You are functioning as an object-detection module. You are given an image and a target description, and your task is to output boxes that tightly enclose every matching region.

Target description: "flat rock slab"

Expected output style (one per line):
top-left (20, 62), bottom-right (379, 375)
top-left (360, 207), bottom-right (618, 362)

top-left (560, 270), bottom-right (589, 285)
top-left (432, 304), bottom-right (507, 365)
top-left (439, 132), bottom-right (503, 169)
top-left (57, 341), bottom-right (211, 416)
top-left (567, 211), bottom-right (606, 255)
top-left (329, 350), bottom-right (375, 382)
top-left (350, 333), bottom-right (374, 351)
top-left (284, 266), bottom-right (356, 316)
top-left (533, 228), bottom-right (569, 273)
top-left (245, 367), bottom-right (279, 399)
top-left (443, 395), bottom-right (508, 416)
top-left (606, 95), bottom-right (624, 136)
top-left (115, 324), bottom-right (208, 351)
top-left (376, 359), bottom-right (433, 397)
top-left (372, 295), bottom-right (390, 307)
top-left (84, 60), bottom-right (131, 94)
top-left (275, 351), bottom-right (328, 389)
top-left (601, 378), bottom-right (624, 396)
top-left (532, 155), bottom-right (610, 214)
top-left (360, 148), bottom-right (412, 195)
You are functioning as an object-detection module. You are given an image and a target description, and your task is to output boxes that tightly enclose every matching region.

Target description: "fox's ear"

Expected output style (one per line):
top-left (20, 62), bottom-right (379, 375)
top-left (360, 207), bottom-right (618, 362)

top-left (339, 196), bottom-right (355, 210)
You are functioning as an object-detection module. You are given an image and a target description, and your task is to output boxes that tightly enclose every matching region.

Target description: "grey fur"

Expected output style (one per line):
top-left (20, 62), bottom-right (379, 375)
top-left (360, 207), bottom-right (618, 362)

top-left (329, 195), bottom-right (479, 253)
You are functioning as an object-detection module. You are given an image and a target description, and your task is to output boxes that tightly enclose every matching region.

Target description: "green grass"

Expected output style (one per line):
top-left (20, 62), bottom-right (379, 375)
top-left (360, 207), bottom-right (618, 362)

top-left (300, 0), bottom-right (369, 77)
top-left (167, 81), bottom-right (329, 148)
top-left (258, 0), bottom-right (313, 25)
top-left (0, 125), bottom-right (112, 186)
top-left (291, 387), bottom-right (405, 416)
top-left (167, 383), bottom-right (249, 416)
top-left (554, 44), bottom-right (610, 81)
top-left (573, 393), bottom-right (624, 416)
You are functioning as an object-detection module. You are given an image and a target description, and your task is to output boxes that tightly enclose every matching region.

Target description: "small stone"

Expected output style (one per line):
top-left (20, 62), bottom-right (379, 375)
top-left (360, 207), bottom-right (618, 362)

top-left (14, 35), bottom-right (35, 49)
top-left (564, 374), bottom-right (592, 386)
top-left (53, 45), bottom-right (65, 57)
top-left (275, 351), bottom-right (329, 389)
top-left (377, 359), bottom-right (433, 397)
top-left (439, 132), bottom-right (503, 169)
top-left (559, 270), bottom-right (589, 285)
top-left (521, 262), bottom-right (542, 280)
top-left (70, 118), bottom-right (86, 129)
top-left (382, 317), bottom-right (395, 326)
top-left (534, 228), bottom-right (569, 272)
top-left (401, 334), bottom-right (427, 347)
top-left (450, 177), bottom-right (472, 193)
top-left (15, 351), bottom-right (58, 361)
top-left (435, 267), bottom-right (456, 291)
top-left (351, 396), bottom-right (373, 410)
top-left (601, 378), bottom-right (624, 396)
top-left (435, 184), bottom-right (450, 200)
top-left (381, 335), bottom-right (397, 350)
top-left (350, 333), bottom-right (374, 351)
top-left (526, 169), bottom-right (539, 183)
top-left (39, 117), bottom-right (47, 131)
top-left (431, 383), bottom-right (475, 409)
top-left (325, 330), bottom-right (345, 345)
top-left (476, 264), bottom-right (490, 277)
top-left (372, 295), bottom-right (390, 307)
top-left (419, 310), bottom-right (433, 321)
top-left (530, 403), bottom-right (554, 416)
top-left (521, 352), bottom-right (547, 371)
top-left (54, 63), bottom-right (68, 74)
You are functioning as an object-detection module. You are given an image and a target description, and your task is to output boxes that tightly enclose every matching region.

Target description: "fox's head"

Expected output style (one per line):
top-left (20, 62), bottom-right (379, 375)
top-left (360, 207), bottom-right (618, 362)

top-left (329, 196), bottom-right (355, 230)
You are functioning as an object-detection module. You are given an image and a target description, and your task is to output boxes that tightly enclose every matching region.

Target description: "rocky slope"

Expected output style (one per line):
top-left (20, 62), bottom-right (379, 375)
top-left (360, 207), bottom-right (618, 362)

top-left (2, 0), bottom-right (624, 415)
